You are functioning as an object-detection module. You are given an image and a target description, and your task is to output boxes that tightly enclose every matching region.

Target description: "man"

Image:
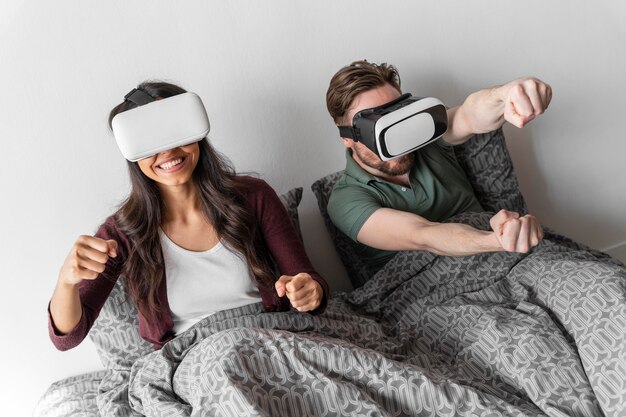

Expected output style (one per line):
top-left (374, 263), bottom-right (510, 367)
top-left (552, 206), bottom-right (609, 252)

top-left (326, 60), bottom-right (552, 273)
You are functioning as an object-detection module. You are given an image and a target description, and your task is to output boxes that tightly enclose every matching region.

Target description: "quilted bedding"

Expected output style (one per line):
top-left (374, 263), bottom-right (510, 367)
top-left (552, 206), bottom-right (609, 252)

top-left (79, 212), bottom-right (624, 417)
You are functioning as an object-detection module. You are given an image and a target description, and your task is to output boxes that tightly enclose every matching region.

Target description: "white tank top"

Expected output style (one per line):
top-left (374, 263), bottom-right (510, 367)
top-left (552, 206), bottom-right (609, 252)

top-left (160, 231), bottom-right (262, 335)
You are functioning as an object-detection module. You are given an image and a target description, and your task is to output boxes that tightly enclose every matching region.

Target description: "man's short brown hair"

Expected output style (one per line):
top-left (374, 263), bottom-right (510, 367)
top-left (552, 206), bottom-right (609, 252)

top-left (326, 60), bottom-right (402, 124)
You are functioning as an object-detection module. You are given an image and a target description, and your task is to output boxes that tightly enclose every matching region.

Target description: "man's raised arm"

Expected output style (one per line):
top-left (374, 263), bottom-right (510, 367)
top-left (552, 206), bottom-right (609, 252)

top-left (444, 77), bottom-right (552, 145)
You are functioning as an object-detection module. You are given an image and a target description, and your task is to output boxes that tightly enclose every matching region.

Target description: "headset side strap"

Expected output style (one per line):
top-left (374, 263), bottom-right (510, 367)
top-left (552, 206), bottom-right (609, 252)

top-left (124, 88), bottom-right (155, 106)
top-left (338, 126), bottom-right (360, 141)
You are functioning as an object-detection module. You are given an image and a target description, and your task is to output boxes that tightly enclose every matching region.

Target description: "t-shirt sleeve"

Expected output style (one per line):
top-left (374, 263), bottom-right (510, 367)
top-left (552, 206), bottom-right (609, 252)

top-left (327, 183), bottom-right (382, 241)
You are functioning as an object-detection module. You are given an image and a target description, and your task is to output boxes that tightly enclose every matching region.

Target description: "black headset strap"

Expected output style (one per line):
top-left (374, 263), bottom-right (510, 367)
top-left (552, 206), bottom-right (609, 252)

top-left (124, 88), bottom-right (155, 106)
top-left (337, 93), bottom-right (413, 141)
top-left (338, 125), bottom-right (360, 141)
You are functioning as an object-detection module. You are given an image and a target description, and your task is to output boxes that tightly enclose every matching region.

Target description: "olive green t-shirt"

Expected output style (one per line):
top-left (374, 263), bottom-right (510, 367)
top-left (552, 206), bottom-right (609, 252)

top-left (327, 140), bottom-right (483, 272)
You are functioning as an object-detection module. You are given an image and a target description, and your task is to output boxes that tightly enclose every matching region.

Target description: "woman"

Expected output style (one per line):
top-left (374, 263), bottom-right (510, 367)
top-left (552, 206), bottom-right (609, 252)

top-left (48, 82), bottom-right (328, 350)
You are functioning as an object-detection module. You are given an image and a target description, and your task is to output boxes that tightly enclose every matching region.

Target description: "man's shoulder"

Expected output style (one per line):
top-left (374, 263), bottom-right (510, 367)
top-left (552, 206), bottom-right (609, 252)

top-left (327, 171), bottom-right (385, 241)
top-left (331, 169), bottom-right (353, 191)
top-left (329, 170), bottom-right (380, 202)
top-left (328, 170), bottom-right (385, 222)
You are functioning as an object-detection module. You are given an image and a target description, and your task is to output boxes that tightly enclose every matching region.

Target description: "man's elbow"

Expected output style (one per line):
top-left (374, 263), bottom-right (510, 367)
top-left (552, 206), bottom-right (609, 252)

top-left (407, 223), bottom-right (441, 253)
top-left (408, 236), bottom-right (431, 252)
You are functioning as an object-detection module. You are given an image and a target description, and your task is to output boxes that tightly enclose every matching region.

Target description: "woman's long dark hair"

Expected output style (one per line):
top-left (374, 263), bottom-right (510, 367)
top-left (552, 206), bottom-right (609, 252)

top-left (108, 81), bottom-right (275, 321)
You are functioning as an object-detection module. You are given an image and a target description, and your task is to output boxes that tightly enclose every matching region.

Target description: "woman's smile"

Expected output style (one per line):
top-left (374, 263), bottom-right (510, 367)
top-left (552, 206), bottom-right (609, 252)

top-left (156, 156), bottom-right (187, 173)
top-left (137, 142), bottom-right (200, 187)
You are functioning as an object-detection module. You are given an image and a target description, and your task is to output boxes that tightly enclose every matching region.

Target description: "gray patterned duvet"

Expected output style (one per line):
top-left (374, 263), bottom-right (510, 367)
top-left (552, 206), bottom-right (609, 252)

top-left (38, 213), bottom-right (626, 416)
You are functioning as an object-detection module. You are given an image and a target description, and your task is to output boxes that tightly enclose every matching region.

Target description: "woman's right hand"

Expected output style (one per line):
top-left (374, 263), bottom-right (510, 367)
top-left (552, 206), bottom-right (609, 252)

top-left (58, 236), bottom-right (118, 286)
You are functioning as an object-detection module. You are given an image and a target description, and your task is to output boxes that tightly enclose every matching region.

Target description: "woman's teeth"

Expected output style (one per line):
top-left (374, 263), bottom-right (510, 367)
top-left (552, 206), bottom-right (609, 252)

top-left (159, 158), bottom-right (183, 170)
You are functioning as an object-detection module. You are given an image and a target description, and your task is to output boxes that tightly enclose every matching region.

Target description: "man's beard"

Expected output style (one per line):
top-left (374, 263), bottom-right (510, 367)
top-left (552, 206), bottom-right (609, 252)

top-left (353, 146), bottom-right (415, 176)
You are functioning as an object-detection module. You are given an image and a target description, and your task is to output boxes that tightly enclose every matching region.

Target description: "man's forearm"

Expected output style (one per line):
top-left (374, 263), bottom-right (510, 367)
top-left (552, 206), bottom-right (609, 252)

top-left (357, 208), bottom-right (503, 256)
top-left (415, 222), bottom-right (502, 256)
top-left (442, 77), bottom-right (551, 146)
top-left (443, 86), bottom-right (504, 146)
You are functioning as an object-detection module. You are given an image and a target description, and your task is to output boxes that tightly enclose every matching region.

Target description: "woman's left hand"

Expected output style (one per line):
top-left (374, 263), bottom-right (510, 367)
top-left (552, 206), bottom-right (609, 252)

top-left (275, 273), bottom-right (323, 312)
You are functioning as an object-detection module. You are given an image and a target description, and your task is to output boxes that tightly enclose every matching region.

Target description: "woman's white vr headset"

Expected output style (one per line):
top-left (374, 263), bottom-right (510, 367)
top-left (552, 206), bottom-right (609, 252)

top-left (111, 89), bottom-right (210, 161)
top-left (338, 93), bottom-right (448, 161)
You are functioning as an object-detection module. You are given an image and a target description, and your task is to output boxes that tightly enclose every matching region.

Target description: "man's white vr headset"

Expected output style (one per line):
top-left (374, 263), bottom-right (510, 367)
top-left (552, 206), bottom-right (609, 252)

top-left (111, 88), bottom-right (210, 161)
top-left (338, 93), bottom-right (448, 161)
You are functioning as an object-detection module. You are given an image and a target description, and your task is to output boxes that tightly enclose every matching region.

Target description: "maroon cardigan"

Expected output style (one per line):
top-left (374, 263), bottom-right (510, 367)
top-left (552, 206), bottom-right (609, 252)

top-left (49, 176), bottom-right (329, 350)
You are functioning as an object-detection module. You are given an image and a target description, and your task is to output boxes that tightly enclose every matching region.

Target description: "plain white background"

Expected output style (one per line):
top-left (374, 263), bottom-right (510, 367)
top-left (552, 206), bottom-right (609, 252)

top-left (1, 1), bottom-right (624, 414)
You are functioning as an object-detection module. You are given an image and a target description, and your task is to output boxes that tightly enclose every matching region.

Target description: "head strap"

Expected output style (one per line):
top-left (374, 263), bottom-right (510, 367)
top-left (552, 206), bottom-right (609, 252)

top-left (338, 93), bottom-right (412, 141)
top-left (124, 88), bottom-right (155, 106)
top-left (338, 125), bottom-right (361, 141)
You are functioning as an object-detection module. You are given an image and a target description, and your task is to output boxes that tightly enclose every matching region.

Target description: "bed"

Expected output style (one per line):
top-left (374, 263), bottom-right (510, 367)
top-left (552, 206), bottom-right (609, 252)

top-left (35, 129), bottom-right (626, 417)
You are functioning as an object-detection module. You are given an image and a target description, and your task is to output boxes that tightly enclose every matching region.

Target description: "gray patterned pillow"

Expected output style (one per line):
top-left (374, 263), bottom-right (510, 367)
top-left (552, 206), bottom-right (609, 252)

top-left (311, 128), bottom-right (527, 288)
top-left (311, 174), bottom-right (376, 289)
top-left (89, 187), bottom-right (304, 368)
top-left (278, 187), bottom-right (304, 242)
top-left (453, 128), bottom-right (527, 214)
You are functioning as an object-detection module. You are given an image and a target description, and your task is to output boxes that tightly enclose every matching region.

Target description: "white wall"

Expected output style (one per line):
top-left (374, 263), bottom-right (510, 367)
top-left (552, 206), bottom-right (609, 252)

top-left (1, 1), bottom-right (624, 414)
